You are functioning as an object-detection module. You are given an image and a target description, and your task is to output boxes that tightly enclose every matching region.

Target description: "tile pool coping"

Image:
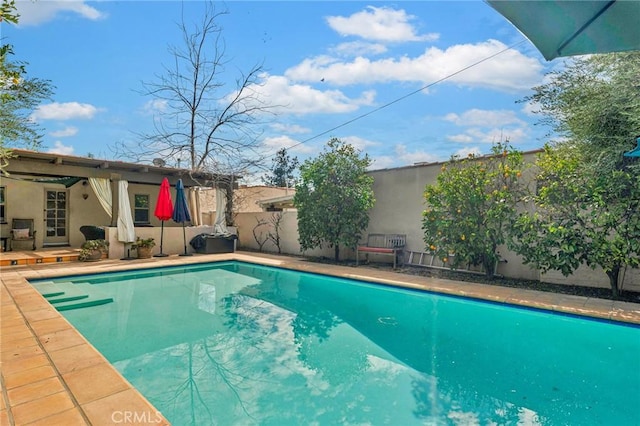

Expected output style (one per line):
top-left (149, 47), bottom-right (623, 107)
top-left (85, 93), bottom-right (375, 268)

top-left (2, 251), bottom-right (639, 425)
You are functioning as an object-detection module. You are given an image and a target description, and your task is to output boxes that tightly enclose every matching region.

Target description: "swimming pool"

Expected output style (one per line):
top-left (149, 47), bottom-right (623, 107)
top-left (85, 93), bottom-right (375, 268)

top-left (33, 261), bottom-right (640, 425)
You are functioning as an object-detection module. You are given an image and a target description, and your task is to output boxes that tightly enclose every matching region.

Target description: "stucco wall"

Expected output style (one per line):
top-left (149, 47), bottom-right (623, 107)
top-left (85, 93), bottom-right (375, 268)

top-left (1, 178), bottom-right (191, 250)
top-left (232, 153), bottom-right (639, 293)
top-left (365, 160), bottom-right (540, 282)
top-left (105, 225), bottom-right (220, 258)
top-left (235, 211), bottom-right (337, 259)
top-left (1, 178), bottom-right (112, 249)
top-left (1, 178), bottom-right (46, 248)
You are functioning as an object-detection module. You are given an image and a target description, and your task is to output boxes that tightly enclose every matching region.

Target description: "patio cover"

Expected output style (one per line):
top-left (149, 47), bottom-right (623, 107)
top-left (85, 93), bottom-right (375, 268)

top-left (488, 1), bottom-right (640, 60)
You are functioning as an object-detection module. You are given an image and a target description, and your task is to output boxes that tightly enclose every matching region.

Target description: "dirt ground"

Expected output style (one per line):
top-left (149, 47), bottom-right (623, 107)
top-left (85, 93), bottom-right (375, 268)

top-left (309, 256), bottom-right (640, 304)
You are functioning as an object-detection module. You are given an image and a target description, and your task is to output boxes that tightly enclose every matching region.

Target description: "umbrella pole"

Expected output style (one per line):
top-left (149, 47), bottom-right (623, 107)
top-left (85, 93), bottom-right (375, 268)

top-left (154, 221), bottom-right (169, 257)
top-left (120, 242), bottom-right (136, 261)
top-left (179, 222), bottom-right (192, 256)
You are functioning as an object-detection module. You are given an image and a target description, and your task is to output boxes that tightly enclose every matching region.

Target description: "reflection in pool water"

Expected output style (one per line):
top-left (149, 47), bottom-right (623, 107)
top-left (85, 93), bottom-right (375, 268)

top-left (44, 262), bottom-right (639, 425)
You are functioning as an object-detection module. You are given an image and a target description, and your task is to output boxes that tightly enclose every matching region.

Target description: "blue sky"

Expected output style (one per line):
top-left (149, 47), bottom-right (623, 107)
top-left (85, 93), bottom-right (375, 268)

top-left (7, 1), bottom-right (561, 175)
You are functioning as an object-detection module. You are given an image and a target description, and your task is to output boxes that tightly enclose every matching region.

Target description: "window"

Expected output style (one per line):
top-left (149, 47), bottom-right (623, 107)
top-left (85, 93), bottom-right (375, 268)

top-left (0, 186), bottom-right (5, 223)
top-left (134, 194), bottom-right (150, 224)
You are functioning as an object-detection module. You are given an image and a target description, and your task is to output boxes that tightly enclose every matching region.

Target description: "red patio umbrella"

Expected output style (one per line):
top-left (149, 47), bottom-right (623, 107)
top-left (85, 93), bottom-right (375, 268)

top-left (154, 177), bottom-right (174, 257)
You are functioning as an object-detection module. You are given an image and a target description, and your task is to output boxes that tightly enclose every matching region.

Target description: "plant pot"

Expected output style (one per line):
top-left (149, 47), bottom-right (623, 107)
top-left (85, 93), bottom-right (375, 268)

top-left (136, 246), bottom-right (153, 259)
top-left (83, 249), bottom-right (103, 262)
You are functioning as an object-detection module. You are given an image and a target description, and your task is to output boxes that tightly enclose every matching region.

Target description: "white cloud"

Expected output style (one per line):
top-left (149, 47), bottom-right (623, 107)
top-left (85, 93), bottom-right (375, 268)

top-left (369, 155), bottom-right (396, 170)
top-left (341, 136), bottom-right (379, 152)
top-left (444, 109), bottom-right (526, 127)
top-left (49, 126), bottom-right (78, 137)
top-left (443, 109), bottom-right (530, 145)
top-left (261, 135), bottom-right (315, 154)
top-left (394, 144), bottom-right (440, 165)
top-left (47, 141), bottom-right (75, 155)
top-left (31, 102), bottom-right (98, 121)
top-left (326, 6), bottom-right (439, 43)
top-left (15, 0), bottom-right (106, 26)
top-left (447, 133), bottom-right (474, 143)
top-left (285, 40), bottom-right (543, 92)
top-left (521, 100), bottom-right (540, 116)
top-left (370, 144), bottom-right (442, 169)
top-left (453, 146), bottom-right (482, 158)
top-left (270, 123), bottom-right (311, 134)
top-left (249, 75), bottom-right (376, 115)
top-left (141, 99), bottom-right (168, 115)
top-left (447, 127), bottom-right (528, 144)
top-left (330, 41), bottom-right (388, 57)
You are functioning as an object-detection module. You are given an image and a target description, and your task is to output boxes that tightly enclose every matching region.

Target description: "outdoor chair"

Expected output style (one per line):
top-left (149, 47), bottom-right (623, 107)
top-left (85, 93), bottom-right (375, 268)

top-left (80, 225), bottom-right (106, 241)
top-left (10, 218), bottom-right (36, 250)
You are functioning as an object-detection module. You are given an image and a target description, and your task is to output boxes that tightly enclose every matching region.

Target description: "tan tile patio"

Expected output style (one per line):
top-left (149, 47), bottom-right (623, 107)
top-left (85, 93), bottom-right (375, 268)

top-left (1, 250), bottom-right (639, 425)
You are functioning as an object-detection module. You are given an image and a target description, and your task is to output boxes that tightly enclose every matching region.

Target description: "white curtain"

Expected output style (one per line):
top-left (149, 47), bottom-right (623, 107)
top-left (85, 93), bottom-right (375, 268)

top-left (188, 187), bottom-right (202, 226)
top-left (117, 180), bottom-right (136, 243)
top-left (214, 186), bottom-right (228, 234)
top-left (89, 177), bottom-right (112, 218)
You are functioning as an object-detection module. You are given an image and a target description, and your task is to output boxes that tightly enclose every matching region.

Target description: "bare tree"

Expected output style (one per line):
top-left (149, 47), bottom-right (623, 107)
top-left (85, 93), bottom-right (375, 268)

top-left (115, 2), bottom-right (275, 222)
top-left (252, 218), bottom-right (269, 252)
top-left (267, 212), bottom-right (284, 254)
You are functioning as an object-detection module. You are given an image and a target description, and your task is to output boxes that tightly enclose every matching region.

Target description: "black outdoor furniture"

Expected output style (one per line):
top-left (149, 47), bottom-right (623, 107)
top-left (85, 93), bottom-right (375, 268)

top-left (80, 225), bottom-right (106, 241)
top-left (190, 233), bottom-right (237, 254)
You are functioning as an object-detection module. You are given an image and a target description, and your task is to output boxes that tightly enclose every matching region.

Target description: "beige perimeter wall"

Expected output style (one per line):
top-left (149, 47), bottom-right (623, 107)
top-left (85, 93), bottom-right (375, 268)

top-left (235, 154), bottom-right (639, 293)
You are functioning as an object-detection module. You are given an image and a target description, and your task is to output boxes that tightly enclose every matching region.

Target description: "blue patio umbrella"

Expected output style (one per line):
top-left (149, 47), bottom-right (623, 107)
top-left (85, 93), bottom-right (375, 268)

top-left (172, 179), bottom-right (193, 256)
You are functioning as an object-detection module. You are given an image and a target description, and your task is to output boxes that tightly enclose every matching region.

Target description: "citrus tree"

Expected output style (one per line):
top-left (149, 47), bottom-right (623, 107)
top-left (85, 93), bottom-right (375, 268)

top-left (510, 52), bottom-right (640, 298)
top-left (422, 142), bottom-right (527, 277)
top-left (509, 145), bottom-right (640, 298)
top-left (294, 138), bottom-right (375, 262)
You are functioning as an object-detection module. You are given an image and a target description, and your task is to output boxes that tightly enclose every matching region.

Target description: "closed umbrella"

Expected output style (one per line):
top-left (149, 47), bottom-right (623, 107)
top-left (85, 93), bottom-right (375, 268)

top-left (154, 177), bottom-right (174, 257)
top-left (172, 179), bottom-right (192, 256)
top-left (117, 180), bottom-right (136, 260)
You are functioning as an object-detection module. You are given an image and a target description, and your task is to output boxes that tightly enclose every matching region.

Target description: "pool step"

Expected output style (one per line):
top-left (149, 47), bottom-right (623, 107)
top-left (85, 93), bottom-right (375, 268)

top-left (31, 281), bottom-right (114, 311)
top-left (31, 281), bottom-right (65, 298)
top-left (54, 297), bottom-right (114, 311)
top-left (49, 294), bottom-right (90, 304)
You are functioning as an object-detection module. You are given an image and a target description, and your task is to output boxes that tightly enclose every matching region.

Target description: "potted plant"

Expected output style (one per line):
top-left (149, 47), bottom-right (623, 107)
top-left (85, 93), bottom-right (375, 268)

top-left (78, 239), bottom-right (109, 261)
top-left (132, 237), bottom-right (156, 259)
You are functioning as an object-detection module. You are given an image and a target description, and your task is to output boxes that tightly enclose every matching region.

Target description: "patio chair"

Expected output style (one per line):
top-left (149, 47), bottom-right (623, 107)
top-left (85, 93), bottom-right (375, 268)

top-left (10, 218), bottom-right (36, 250)
top-left (79, 225), bottom-right (106, 241)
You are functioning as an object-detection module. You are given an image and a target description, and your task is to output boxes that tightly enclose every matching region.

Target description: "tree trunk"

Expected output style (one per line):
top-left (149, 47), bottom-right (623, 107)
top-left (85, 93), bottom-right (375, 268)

top-left (483, 250), bottom-right (497, 279)
top-left (606, 267), bottom-right (620, 299)
top-left (483, 259), bottom-right (496, 278)
top-left (224, 185), bottom-right (234, 226)
top-left (334, 245), bottom-right (340, 263)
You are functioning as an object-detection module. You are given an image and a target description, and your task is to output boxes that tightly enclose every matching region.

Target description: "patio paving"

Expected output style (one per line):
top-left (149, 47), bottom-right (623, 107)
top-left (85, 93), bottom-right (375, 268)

top-left (1, 250), bottom-right (639, 425)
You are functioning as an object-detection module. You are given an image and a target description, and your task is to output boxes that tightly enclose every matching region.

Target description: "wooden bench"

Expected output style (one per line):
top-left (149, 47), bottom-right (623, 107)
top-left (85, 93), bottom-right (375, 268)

top-left (356, 234), bottom-right (406, 269)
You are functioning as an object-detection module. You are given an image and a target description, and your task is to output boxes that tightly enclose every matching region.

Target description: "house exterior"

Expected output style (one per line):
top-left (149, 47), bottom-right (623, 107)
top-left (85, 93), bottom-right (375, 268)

top-left (198, 185), bottom-right (295, 225)
top-left (0, 149), bottom-right (233, 256)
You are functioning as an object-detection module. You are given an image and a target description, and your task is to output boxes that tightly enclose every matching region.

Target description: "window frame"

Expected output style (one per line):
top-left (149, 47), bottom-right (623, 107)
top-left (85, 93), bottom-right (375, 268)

top-left (134, 193), bottom-right (150, 225)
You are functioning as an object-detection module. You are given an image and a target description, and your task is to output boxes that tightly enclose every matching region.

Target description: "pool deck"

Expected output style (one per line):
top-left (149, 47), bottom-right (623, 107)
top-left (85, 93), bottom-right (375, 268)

top-left (2, 250), bottom-right (639, 425)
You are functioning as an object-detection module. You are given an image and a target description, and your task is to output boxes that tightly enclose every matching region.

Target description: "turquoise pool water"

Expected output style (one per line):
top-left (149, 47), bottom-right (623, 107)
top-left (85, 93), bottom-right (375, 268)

top-left (34, 262), bottom-right (639, 425)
